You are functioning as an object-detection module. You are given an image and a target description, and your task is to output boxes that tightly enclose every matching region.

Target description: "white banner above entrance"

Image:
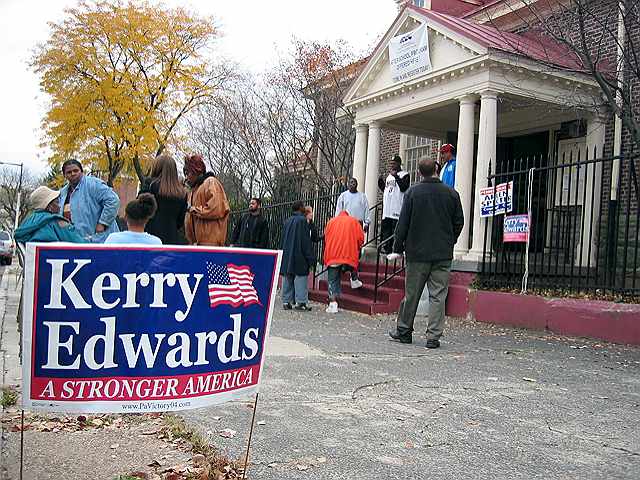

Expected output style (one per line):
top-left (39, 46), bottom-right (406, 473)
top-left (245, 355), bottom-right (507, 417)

top-left (389, 23), bottom-right (432, 83)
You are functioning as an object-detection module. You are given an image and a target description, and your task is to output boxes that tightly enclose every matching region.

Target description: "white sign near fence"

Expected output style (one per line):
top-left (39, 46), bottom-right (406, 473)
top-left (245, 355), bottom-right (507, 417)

top-left (479, 181), bottom-right (514, 218)
top-left (389, 23), bottom-right (432, 83)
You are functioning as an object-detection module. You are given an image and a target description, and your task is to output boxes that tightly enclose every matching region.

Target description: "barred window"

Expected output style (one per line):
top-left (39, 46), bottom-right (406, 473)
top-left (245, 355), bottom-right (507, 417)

top-left (404, 135), bottom-right (441, 183)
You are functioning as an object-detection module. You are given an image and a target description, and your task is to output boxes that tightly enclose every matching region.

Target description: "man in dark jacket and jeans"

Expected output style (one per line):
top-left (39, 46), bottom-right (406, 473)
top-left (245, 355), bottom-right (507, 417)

top-left (281, 200), bottom-right (316, 311)
top-left (230, 198), bottom-right (269, 249)
top-left (389, 158), bottom-right (464, 349)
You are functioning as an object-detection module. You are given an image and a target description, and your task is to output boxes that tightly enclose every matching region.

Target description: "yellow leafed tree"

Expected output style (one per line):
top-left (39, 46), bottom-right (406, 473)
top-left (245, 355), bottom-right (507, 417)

top-left (32, 0), bottom-right (225, 185)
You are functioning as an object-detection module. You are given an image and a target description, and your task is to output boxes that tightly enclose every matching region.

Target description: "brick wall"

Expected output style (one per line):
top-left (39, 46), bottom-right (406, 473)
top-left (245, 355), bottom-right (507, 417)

top-left (113, 178), bottom-right (138, 217)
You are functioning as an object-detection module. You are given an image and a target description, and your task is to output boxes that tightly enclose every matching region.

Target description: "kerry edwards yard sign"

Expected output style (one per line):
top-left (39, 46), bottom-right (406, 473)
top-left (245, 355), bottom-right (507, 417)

top-left (21, 244), bottom-right (281, 413)
top-left (389, 23), bottom-right (432, 83)
top-left (503, 215), bottom-right (530, 243)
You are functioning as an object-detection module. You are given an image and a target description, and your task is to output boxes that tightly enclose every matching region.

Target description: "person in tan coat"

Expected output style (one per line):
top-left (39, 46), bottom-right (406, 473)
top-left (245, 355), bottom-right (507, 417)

top-left (183, 154), bottom-right (230, 246)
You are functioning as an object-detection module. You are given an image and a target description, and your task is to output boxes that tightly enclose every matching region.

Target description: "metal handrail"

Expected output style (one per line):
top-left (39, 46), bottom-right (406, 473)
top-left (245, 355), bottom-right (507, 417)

top-left (373, 235), bottom-right (405, 303)
top-left (363, 201), bottom-right (382, 249)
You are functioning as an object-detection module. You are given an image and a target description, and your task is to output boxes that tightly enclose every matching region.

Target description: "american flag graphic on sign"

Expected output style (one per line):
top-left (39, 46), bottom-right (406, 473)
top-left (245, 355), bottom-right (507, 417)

top-left (206, 263), bottom-right (260, 308)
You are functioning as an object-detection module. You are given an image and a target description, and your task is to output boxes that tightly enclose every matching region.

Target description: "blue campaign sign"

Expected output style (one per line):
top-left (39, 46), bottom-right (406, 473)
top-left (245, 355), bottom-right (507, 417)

top-left (479, 181), bottom-right (514, 218)
top-left (21, 244), bottom-right (281, 413)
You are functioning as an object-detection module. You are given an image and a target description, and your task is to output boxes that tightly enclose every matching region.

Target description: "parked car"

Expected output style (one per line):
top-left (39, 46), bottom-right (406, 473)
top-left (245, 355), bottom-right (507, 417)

top-left (0, 231), bottom-right (14, 265)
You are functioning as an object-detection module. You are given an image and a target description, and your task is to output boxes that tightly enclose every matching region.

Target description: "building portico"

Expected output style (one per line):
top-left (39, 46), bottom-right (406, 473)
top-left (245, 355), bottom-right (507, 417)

top-left (346, 5), bottom-right (603, 265)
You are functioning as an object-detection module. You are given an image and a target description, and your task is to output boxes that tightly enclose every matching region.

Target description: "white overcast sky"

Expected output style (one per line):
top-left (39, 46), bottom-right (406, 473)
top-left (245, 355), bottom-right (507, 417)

top-left (0, 0), bottom-right (397, 175)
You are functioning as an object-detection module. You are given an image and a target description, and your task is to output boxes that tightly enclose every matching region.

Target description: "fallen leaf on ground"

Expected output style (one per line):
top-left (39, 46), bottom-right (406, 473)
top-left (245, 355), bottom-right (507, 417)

top-left (128, 472), bottom-right (149, 479)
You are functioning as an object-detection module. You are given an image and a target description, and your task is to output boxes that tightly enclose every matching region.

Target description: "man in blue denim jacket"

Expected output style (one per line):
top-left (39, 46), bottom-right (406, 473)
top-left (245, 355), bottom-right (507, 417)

top-left (58, 159), bottom-right (120, 243)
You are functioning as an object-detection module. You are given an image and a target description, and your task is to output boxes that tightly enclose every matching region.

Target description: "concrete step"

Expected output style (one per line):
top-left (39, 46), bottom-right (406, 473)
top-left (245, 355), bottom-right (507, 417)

top-left (356, 261), bottom-right (405, 274)
top-left (317, 279), bottom-right (404, 304)
top-left (356, 270), bottom-right (406, 290)
top-left (308, 289), bottom-right (401, 315)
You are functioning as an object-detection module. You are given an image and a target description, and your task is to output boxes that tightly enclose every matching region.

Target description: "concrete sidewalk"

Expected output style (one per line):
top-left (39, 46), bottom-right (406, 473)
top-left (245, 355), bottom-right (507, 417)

top-left (1, 266), bottom-right (639, 479)
top-left (0, 267), bottom-right (21, 395)
top-left (0, 269), bottom-right (197, 480)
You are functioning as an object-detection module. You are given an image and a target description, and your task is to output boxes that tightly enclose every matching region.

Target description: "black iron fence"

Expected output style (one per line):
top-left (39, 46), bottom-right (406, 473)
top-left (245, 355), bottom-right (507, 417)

top-left (227, 190), bottom-right (342, 266)
top-left (228, 192), bottom-right (405, 300)
top-left (479, 149), bottom-right (639, 300)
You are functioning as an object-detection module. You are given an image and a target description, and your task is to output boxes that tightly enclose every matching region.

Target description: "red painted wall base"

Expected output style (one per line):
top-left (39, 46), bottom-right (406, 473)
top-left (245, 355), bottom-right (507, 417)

top-left (446, 274), bottom-right (640, 346)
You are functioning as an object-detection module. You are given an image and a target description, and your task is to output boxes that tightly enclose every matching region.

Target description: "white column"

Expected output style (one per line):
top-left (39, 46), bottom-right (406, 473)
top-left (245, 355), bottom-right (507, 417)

top-left (352, 124), bottom-right (369, 188)
top-left (453, 95), bottom-right (478, 257)
top-left (579, 116), bottom-right (606, 267)
top-left (467, 91), bottom-right (498, 262)
top-left (364, 121), bottom-right (382, 209)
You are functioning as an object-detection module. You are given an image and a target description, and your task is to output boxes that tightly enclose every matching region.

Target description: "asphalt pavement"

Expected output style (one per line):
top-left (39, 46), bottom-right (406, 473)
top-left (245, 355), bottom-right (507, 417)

top-left (180, 303), bottom-right (640, 479)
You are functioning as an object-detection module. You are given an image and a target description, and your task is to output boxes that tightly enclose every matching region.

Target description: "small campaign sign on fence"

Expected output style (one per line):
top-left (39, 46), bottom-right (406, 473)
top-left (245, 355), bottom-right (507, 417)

top-left (479, 181), bottom-right (514, 218)
top-left (21, 244), bottom-right (281, 413)
top-left (503, 214), bottom-right (530, 243)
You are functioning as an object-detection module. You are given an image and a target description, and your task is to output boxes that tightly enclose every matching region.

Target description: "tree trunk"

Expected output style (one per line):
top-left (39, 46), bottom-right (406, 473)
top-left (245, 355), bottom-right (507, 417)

top-left (133, 154), bottom-right (146, 184)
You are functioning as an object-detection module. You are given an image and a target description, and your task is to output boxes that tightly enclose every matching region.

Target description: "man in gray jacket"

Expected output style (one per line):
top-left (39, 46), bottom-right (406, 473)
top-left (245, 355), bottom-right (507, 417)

top-left (389, 158), bottom-right (464, 349)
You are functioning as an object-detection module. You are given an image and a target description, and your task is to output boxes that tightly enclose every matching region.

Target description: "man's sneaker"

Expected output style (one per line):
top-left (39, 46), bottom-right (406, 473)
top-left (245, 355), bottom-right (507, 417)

top-left (283, 303), bottom-right (293, 310)
top-left (294, 303), bottom-right (312, 311)
top-left (350, 278), bottom-right (363, 289)
top-left (325, 301), bottom-right (338, 314)
top-left (388, 330), bottom-right (412, 344)
top-left (425, 339), bottom-right (440, 349)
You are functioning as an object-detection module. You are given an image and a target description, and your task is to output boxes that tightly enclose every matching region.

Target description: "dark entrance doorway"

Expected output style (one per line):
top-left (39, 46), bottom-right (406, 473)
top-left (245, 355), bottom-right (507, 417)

top-left (493, 131), bottom-right (550, 254)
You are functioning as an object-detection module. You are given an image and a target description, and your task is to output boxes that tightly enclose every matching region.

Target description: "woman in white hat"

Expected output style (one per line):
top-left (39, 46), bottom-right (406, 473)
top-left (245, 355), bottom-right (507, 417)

top-left (15, 186), bottom-right (85, 243)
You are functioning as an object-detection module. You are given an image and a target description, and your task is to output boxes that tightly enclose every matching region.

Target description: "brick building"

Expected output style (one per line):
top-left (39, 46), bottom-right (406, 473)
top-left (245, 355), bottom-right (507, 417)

top-left (334, 0), bottom-right (638, 279)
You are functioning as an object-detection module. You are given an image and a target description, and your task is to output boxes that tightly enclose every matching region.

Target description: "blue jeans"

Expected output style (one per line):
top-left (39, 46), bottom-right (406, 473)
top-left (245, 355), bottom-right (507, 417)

top-left (328, 267), bottom-right (342, 299)
top-left (282, 274), bottom-right (309, 305)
